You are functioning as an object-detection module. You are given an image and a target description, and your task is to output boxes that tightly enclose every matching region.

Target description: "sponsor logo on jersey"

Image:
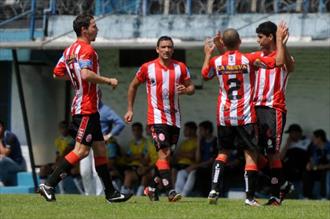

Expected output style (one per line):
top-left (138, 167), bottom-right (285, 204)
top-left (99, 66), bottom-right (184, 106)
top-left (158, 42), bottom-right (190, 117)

top-left (216, 64), bottom-right (248, 75)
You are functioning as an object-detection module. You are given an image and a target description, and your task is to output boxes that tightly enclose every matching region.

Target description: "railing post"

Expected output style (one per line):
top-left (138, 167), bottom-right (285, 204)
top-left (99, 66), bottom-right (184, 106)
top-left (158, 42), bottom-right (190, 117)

top-left (29, 0), bottom-right (36, 40)
top-left (185, 0), bottom-right (192, 15)
top-left (142, 0), bottom-right (148, 16)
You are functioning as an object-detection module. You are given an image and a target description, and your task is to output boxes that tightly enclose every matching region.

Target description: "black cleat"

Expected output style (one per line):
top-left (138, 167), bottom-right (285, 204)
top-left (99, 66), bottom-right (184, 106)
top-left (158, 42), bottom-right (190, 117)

top-left (208, 190), bottom-right (219, 205)
top-left (39, 184), bottom-right (56, 202)
top-left (106, 190), bottom-right (133, 203)
top-left (144, 186), bottom-right (159, 201)
top-left (168, 190), bottom-right (182, 202)
top-left (280, 181), bottom-right (294, 203)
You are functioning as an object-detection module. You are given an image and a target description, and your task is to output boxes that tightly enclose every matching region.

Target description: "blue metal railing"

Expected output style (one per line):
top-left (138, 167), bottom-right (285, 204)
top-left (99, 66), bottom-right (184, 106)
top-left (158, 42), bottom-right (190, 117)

top-left (0, 0), bottom-right (37, 40)
top-left (0, 0), bottom-right (328, 40)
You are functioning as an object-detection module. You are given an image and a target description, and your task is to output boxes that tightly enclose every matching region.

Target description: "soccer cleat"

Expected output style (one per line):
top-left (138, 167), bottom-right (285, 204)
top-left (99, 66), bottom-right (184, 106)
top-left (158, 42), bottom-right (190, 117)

top-left (245, 199), bottom-right (261, 207)
top-left (208, 190), bottom-right (219, 205)
top-left (144, 186), bottom-right (159, 201)
top-left (264, 196), bottom-right (281, 206)
top-left (280, 181), bottom-right (294, 203)
top-left (106, 190), bottom-right (133, 203)
top-left (168, 190), bottom-right (182, 202)
top-left (39, 184), bottom-right (56, 202)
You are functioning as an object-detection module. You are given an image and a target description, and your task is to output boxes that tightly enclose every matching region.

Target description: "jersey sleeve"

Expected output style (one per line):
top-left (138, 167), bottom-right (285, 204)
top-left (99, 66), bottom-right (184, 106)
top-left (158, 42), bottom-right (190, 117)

top-left (53, 54), bottom-right (67, 77)
top-left (201, 56), bottom-right (217, 80)
top-left (179, 63), bottom-right (191, 83)
top-left (246, 52), bottom-right (276, 69)
top-left (135, 64), bottom-right (148, 83)
top-left (78, 48), bottom-right (94, 71)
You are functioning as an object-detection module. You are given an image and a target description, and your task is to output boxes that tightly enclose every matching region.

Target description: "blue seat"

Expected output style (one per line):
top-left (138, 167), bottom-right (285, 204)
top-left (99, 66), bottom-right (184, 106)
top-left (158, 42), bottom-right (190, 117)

top-left (0, 172), bottom-right (37, 194)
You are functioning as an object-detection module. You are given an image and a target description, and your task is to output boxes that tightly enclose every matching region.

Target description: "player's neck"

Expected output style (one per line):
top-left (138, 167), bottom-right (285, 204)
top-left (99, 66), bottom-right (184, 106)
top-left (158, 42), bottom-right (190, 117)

top-left (159, 58), bottom-right (172, 67)
top-left (263, 43), bottom-right (276, 55)
top-left (77, 36), bottom-right (91, 44)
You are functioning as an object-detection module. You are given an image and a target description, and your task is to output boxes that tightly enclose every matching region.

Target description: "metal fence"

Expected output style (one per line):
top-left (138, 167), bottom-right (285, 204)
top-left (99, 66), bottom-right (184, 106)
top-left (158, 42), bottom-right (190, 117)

top-left (0, 0), bottom-right (329, 20)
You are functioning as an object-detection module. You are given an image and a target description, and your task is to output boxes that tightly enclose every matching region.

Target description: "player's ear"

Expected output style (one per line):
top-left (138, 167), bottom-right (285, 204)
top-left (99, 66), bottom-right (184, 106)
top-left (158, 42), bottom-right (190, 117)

top-left (269, 34), bottom-right (274, 41)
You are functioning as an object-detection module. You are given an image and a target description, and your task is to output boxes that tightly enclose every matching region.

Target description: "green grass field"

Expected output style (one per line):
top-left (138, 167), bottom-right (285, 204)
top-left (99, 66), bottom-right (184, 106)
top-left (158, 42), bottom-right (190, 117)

top-left (0, 195), bottom-right (329, 219)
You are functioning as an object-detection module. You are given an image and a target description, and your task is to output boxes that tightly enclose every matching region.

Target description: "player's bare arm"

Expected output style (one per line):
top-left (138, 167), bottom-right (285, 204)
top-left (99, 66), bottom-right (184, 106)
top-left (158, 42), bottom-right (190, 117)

top-left (275, 21), bottom-right (289, 67)
top-left (283, 33), bottom-right (295, 73)
top-left (177, 79), bottom-right (195, 95)
top-left (80, 68), bottom-right (118, 89)
top-left (124, 76), bottom-right (142, 123)
top-left (201, 38), bottom-right (215, 79)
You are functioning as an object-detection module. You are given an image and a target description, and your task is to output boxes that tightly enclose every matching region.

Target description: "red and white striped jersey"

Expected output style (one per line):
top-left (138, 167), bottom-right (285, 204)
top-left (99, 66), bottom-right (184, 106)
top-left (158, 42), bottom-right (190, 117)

top-left (136, 58), bottom-right (191, 128)
top-left (202, 50), bottom-right (275, 126)
top-left (253, 51), bottom-right (290, 112)
top-left (54, 40), bottom-right (100, 115)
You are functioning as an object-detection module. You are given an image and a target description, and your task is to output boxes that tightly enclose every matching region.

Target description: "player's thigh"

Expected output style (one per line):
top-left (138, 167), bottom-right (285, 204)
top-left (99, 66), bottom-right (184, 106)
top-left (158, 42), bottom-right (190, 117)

top-left (217, 126), bottom-right (236, 150)
top-left (235, 124), bottom-right (258, 151)
top-left (256, 107), bottom-right (286, 154)
top-left (70, 113), bottom-right (104, 148)
top-left (150, 124), bottom-right (174, 151)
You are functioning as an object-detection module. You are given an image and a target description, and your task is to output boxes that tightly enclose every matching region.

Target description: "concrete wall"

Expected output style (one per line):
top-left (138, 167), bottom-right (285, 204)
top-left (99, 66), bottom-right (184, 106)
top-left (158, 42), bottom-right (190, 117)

top-left (11, 62), bottom-right (66, 165)
top-left (48, 14), bottom-right (330, 40)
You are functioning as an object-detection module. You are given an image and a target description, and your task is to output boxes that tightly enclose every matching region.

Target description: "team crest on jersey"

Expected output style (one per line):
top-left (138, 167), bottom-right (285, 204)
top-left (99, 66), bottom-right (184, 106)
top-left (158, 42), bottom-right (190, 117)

top-left (216, 64), bottom-right (248, 75)
top-left (150, 78), bottom-right (156, 86)
top-left (66, 54), bottom-right (76, 65)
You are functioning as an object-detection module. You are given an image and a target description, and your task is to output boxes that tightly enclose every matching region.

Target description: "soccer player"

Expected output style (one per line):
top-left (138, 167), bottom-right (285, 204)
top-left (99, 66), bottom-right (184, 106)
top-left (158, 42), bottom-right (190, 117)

top-left (39, 14), bottom-right (132, 203)
top-left (201, 24), bottom-right (288, 206)
top-left (124, 36), bottom-right (195, 202)
top-left (253, 21), bottom-right (295, 205)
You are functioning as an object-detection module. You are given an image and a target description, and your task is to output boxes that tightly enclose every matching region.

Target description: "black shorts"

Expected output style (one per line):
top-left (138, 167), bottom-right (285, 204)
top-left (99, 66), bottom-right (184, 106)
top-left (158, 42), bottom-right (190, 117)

top-left (217, 124), bottom-right (258, 151)
top-left (256, 106), bottom-right (286, 154)
top-left (69, 113), bottom-right (104, 147)
top-left (149, 124), bottom-right (180, 151)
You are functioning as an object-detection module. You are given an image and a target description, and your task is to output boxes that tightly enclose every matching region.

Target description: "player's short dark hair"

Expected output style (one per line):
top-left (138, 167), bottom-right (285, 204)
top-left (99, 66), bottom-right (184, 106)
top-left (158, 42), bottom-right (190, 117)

top-left (256, 21), bottom-right (277, 42)
top-left (73, 14), bottom-right (94, 37)
top-left (185, 121), bottom-right (197, 132)
top-left (313, 129), bottom-right (327, 142)
top-left (157, 36), bottom-right (174, 47)
top-left (132, 122), bottom-right (143, 130)
top-left (222, 28), bottom-right (240, 50)
top-left (0, 120), bottom-right (4, 128)
top-left (199, 120), bottom-right (214, 134)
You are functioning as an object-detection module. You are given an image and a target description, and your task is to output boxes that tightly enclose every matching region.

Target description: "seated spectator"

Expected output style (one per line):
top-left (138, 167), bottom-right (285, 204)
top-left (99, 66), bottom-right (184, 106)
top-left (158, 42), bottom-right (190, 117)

top-left (173, 122), bottom-right (198, 196)
top-left (281, 124), bottom-right (310, 198)
top-left (0, 120), bottom-right (26, 186)
top-left (304, 129), bottom-right (330, 199)
top-left (194, 121), bottom-right (218, 197)
top-left (41, 121), bottom-right (83, 194)
top-left (121, 122), bottom-right (150, 195)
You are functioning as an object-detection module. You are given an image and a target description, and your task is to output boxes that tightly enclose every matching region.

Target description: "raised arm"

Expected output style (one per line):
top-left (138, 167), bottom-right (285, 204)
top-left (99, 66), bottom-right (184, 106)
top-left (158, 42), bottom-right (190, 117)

top-left (275, 21), bottom-right (289, 67)
top-left (201, 38), bottom-right (216, 80)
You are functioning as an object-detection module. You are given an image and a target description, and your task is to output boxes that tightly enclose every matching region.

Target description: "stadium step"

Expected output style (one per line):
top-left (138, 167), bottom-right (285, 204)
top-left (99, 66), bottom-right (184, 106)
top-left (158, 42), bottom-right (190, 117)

top-left (0, 172), bottom-right (37, 194)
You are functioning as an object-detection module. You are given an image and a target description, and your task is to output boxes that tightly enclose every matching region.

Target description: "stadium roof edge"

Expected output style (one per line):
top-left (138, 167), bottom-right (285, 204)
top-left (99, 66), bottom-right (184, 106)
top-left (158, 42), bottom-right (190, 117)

top-left (0, 40), bottom-right (329, 50)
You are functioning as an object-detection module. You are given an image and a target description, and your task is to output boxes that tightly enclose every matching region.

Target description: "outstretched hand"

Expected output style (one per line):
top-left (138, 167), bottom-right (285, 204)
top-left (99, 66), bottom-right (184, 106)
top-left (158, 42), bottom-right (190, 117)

top-left (277, 21), bottom-right (289, 45)
top-left (204, 37), bottom-right (215, 56)
top-left (213, 31), bottom-right (224, 52)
